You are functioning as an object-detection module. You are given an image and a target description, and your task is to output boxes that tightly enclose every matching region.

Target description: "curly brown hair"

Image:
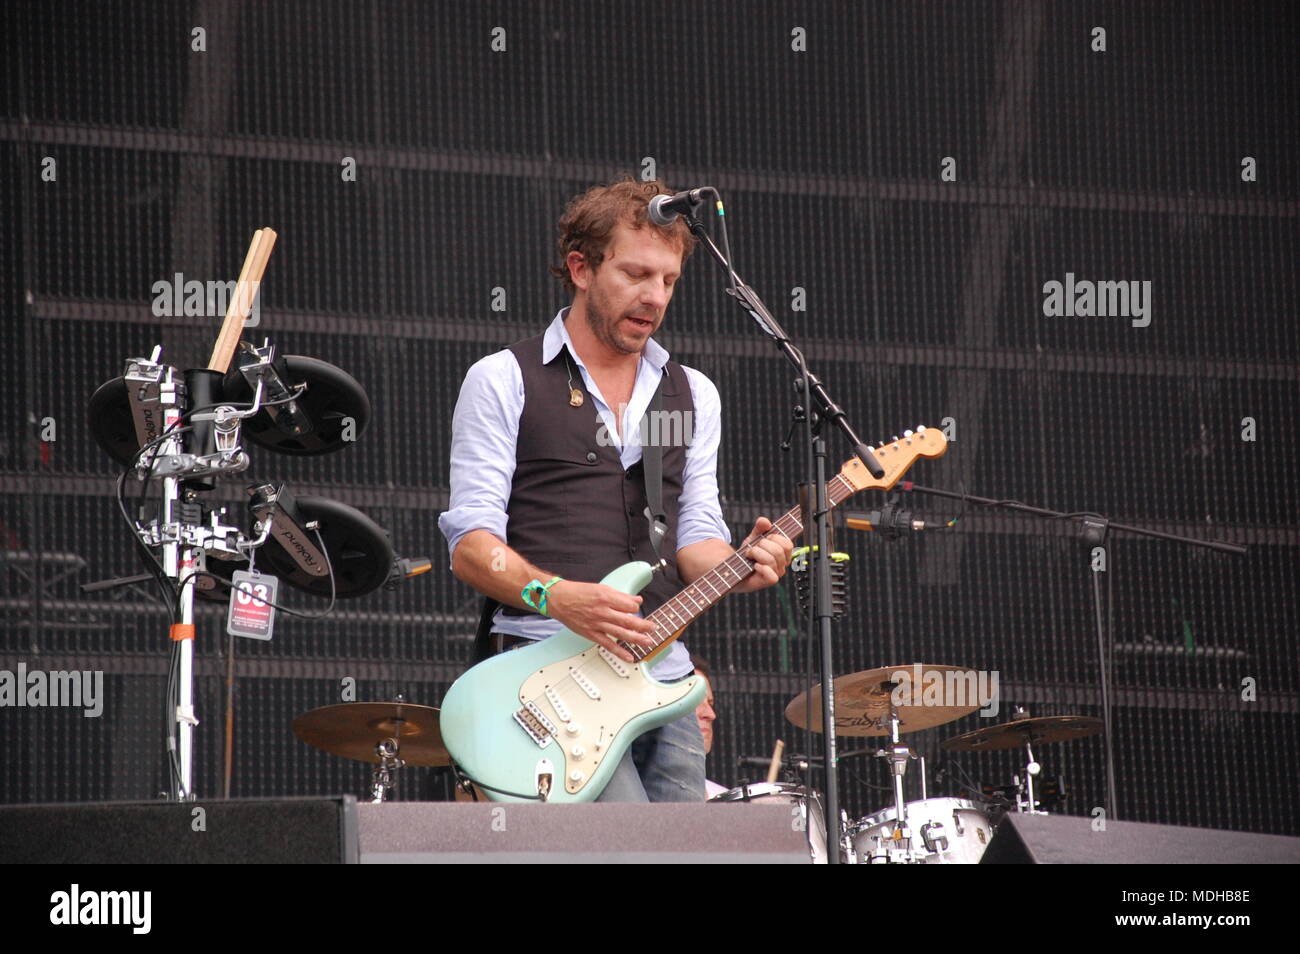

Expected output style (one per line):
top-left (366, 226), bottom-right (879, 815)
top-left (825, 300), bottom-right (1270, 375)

top-left (549, 176), bottom-right (698, 293)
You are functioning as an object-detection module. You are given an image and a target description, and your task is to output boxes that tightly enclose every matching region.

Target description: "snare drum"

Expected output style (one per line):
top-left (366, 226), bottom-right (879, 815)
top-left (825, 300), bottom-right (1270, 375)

top-left (849, 797), bottom-right (992, 864)
top-left (709, 781), bottom-right (831, 864)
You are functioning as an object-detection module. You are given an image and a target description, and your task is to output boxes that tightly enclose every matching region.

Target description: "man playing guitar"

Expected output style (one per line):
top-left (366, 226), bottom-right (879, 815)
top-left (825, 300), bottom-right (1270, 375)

top-left (438, 176), bottom-right (792, 801)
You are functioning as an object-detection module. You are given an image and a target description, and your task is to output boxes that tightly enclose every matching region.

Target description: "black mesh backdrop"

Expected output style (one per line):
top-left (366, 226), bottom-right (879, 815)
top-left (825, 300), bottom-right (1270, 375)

top-left (1, 1), bottom-right (1296, 834)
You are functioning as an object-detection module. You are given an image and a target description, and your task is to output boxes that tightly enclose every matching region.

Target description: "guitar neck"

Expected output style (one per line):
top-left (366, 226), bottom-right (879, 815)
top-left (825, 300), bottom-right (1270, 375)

top-left (631, 472), bottom-right (859, 662)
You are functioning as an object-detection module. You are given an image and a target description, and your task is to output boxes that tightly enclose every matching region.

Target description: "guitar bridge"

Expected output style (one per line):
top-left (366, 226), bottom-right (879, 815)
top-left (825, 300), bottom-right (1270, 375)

top-left (513, 701), bottom-right (555, 748)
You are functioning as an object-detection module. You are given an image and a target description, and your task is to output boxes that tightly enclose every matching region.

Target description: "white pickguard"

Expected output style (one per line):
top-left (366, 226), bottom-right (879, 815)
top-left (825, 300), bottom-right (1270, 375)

top-left (517, 645), bottom-right (698, 796)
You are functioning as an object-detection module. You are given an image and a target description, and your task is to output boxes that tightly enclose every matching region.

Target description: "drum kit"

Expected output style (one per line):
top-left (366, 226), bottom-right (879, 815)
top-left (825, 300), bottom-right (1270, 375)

top-left (289, 665), bottom-right (1101, 865)
top-left (707, 664), bottom-right (1103, 865)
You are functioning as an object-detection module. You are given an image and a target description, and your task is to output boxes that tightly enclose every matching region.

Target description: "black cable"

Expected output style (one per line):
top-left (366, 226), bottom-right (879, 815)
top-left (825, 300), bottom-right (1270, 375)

top-left (706, 187), bottom-right (740, 298)
top-left (117, 436), bottom-right (188, 613)
top-left (184, 521), bottom-right (338, 621)
top-left (184, 572), bottom-right (330, 619)
top-left (939, 480), bottom-right (970, 530)
top-left (451, 765), bottom-right (543, 802)
top-left (164, 638), bottom-right (183, 797)
top-left (946, 758), bottom-right (986, 798)
top-left (841, 763), bottom-right (894, 795)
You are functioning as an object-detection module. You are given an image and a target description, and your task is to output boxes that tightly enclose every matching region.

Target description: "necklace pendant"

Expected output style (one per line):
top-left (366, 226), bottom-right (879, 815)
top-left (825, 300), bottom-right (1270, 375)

top-left (569, 388), bottom-right (584, 408)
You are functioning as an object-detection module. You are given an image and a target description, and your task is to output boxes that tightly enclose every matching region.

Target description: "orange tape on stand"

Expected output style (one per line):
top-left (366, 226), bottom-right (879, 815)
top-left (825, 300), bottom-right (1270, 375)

top-left (169, 623), bottom-right (196, 642)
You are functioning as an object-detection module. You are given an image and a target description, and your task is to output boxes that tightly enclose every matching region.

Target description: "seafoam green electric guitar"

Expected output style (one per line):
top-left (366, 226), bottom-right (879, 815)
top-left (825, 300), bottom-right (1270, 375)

top-left (439, 426), bottom-right (948, 802)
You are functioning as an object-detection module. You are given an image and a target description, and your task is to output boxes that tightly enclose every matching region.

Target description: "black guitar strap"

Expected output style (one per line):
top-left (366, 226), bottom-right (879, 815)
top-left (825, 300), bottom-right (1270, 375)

top-left (642, 369), bottom-right (668, 563)
top-left (470, 596), bottom-right (501, 665)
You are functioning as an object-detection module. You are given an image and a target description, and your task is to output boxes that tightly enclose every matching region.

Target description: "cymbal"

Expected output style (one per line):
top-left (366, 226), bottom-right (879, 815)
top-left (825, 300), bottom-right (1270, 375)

top-left (785, 664), bottom-right (982, 736)
top-left (292, 701), bottom-right (449, 766)
top-left (942, 715), bottom-right (1103, 752)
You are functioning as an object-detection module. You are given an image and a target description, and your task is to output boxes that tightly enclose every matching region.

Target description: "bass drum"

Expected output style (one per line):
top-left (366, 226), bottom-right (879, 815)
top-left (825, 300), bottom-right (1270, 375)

top-left (708, 781), bottom-right (831, 864)
top-left (849, 797), bottom-right (992, 864)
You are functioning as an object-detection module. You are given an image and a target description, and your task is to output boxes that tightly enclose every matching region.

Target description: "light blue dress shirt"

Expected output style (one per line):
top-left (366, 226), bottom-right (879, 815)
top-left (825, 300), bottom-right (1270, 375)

top-left (438, 309), bottom-right (731, 680)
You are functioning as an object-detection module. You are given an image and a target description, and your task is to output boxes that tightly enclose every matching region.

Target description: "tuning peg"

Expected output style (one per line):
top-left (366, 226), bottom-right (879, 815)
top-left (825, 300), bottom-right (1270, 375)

top-left (903, 429), bottom-right (914, 438)
top-left (916, 425), bottom-right (927, 433)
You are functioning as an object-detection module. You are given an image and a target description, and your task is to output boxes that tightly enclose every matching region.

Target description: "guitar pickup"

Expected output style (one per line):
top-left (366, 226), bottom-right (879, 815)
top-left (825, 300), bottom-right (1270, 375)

top-left (597, 646), bottom-right (632, 678)
top-left (513, 701), bottom-right (556, 748)
top-left (569, 667), bottom-right (600, 699)
top-left (544, 686), bottom-right (572, 723)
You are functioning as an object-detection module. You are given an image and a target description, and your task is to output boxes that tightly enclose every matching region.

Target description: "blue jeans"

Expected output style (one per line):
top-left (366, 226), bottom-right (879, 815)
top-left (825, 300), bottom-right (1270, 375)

top-left (596, 710), bottom-right (706, 803)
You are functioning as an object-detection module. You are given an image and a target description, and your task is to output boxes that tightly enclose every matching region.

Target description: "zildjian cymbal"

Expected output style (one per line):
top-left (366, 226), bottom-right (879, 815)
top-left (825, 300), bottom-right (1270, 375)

top-left (292, 701), bottom-right (449, 766)
top-left (784, 664), bottom-right (982, 736)
top-left (941, 715), bottom-right (1103, 752)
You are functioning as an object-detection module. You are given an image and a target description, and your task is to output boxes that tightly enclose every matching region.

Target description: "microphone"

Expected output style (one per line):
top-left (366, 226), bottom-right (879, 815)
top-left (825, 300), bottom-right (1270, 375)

top-left (844, 499), bottom-right (930, 539)
top-left (647, 187), bottom-right (711, 226)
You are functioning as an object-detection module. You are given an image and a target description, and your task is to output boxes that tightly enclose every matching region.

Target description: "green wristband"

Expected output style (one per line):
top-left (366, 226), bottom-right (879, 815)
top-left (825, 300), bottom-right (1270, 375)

top-left (521, 576), bottom-right (563, 617)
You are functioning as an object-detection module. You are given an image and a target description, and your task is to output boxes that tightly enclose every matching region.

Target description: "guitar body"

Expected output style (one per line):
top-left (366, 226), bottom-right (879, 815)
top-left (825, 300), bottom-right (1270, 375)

top-left (440, 561), bottom-right (706, 803)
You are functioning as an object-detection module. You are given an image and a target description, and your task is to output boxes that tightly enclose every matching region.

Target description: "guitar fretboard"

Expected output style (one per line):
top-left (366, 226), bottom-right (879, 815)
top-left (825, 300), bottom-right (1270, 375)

top-left (631, 471), bottom-right (859, 662)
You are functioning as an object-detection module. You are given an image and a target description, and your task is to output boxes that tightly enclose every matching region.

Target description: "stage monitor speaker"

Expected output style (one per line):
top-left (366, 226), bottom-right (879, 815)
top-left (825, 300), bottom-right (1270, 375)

top-left (980, 813), bottom-right (1300, 864)
top-left (357, 802), bottom-right (814, 863)
top-left (0, 797), bottom-right (358, 864)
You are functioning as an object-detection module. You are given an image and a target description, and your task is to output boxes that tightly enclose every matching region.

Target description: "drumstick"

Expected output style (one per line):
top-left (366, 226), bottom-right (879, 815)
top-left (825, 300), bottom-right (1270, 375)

top-left (766, 739), bottom-right (785, 783)
top-left (208, 227), bottom-right (277, 373)
top-left (207, 229), bottom-right (262, 371)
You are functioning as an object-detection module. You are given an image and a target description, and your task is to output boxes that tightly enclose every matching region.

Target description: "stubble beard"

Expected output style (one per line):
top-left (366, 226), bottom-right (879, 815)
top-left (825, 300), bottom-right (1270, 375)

top-left (584, 284), bottom-right (654, 356)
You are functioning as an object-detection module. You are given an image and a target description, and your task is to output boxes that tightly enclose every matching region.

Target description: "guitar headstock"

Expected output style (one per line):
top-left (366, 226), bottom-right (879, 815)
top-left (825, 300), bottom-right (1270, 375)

top-left (839, 425), bottom-right (948, 492)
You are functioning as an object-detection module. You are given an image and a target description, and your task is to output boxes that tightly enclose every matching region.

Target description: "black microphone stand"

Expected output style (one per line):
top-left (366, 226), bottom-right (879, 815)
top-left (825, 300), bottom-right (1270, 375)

top-left (683, 204), bottom-right (885, 863)
top-left (896, 480), bottom-right (1248, 819)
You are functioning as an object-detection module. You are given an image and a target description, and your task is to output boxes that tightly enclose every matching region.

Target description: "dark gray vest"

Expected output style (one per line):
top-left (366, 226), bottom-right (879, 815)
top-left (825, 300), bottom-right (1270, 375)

top-left (500, 332), bottom-right (694, 618)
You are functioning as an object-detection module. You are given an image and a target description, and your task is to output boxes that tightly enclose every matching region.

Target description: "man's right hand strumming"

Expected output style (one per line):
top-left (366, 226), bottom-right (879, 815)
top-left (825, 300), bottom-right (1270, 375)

top-left (546, 581), bottom-right (657, 663)
top-left (450, 529), bottom-right (656, 663)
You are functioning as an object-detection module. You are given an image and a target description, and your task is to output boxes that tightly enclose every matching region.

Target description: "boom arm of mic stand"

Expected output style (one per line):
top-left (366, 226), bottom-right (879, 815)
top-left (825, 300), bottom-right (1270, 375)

top-left (903, 482), bottom-right (1248, 555)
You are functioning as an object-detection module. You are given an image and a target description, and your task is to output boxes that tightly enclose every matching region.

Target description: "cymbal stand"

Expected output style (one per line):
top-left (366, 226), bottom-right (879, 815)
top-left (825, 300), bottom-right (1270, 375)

top-left (1015, 736), bottom-right (1048, 815)
top-left (874, 707), bottom-right (920, 863)
top-left (369, 737), bottom-right (405, 803)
